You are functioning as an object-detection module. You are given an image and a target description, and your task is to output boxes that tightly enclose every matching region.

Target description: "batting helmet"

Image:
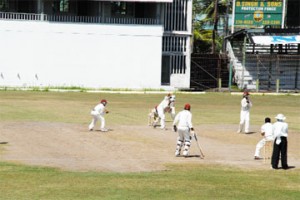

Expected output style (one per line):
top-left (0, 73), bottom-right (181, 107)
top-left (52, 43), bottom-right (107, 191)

top-left (184, 103), bottom-right (191, 110)
top-left (100, 99), bottom-right (107, 105)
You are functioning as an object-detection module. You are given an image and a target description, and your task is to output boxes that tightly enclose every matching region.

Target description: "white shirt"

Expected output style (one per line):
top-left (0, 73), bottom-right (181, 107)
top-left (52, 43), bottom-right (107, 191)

top-left (273, 121), bottom-right (288, 145)
top-left (241, 97), bottom-right (252, 111)
top-left (157, 98), bottom-right (169, 111)
top-left (173, 110), bottom-right (193, 129)
top-left (261, 123), bottom-right (274, 140)
top-left (273, 121), bottom-right (288, 138)
top-left (93, 103), bottom-right (106, 116)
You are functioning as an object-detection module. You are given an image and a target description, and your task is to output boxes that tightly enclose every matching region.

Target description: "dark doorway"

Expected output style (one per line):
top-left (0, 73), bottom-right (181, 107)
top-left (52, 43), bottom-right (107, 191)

top-left (161, 56), bottom-right (171, 85)
top-left (17, 0), bottom-right (36, 13)
top-left (77, 1), bottom-right (89, 16)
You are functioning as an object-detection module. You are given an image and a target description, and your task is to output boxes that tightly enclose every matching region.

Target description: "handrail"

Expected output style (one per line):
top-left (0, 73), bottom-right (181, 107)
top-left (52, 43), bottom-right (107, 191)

top-left (0, 12), bottom-right (161, 25)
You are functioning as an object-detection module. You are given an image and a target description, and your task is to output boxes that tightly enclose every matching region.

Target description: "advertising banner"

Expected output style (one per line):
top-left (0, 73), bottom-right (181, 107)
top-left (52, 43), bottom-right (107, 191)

top-left (234, 0), bottom-right (283, 27)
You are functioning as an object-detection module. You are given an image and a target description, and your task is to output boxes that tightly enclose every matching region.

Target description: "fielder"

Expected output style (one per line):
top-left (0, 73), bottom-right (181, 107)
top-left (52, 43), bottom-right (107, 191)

top-left (254, 117), bottom-right (274, 160)
top-left (237, 91), bottom-right (252, 133)
top-left (88, 99), bottom-right (109, 132)
top-left (173, 103), bottom-right (194, 157)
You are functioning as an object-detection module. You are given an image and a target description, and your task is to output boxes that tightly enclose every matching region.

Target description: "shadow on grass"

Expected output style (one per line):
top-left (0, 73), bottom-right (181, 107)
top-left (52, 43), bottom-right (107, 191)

top-left (94, 129), bottom-right (114, 132)
top-left (177, 154), bottom-right (202, 158)
top-left (245, 131), bottom-right (256, 135)
top-left (0, 142), bottom-right (8, 145)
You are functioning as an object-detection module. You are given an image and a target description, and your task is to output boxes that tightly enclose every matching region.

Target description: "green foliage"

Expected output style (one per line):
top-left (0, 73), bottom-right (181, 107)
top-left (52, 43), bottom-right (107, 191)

top-left (193, 0), bottom-right (229, 53)
top-left (193, 29), bottom-right (223, 53)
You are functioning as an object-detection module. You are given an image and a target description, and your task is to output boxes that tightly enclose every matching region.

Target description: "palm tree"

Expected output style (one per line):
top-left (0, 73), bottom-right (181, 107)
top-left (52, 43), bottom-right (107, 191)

top-left (212, 0), bottom-right (219, 54)
top-left (193, 0), bottom-right (229, 53)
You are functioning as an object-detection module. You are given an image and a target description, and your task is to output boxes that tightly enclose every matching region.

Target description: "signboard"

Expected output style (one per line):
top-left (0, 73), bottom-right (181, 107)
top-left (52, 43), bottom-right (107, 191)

top-left (251, 35), bottom-right (300, 45)
top-left (101, 0), bottom-right (173, 2)
top-left (233, 0), bottom-right (283, 27)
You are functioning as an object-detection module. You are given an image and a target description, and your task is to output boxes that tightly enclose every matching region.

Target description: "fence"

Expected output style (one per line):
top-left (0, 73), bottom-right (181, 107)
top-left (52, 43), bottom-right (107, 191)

top-left (190, 53), bottom-right (300, 92)
top-left (190, 54), bottom-right (229, 91)
top-left (233, 54), bottom-right (300, 92)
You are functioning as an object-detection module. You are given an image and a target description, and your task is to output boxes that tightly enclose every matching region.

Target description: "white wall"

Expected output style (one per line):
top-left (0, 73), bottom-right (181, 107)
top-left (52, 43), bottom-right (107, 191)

top-left (0, 20), bottom-right (164, 89)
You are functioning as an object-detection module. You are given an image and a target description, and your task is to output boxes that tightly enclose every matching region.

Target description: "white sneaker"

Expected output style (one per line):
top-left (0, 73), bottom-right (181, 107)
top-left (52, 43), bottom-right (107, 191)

top-left (175, 151), bottom-right (180, 157)
top-left (100, 128), bottom-right (108, 132)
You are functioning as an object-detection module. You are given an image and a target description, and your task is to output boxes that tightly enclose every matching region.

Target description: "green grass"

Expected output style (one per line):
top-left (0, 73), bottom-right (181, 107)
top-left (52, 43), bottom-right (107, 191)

top-left (0, 91), bottom-right (299, 130)
top-left (1, 162), bottom-right (300, 200)
top-left (0, 91), bottom-right (300, 199)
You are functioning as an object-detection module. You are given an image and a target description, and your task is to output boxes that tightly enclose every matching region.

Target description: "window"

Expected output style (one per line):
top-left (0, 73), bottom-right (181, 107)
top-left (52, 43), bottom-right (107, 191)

top-left (0, 0), bottom-right (8, 11)
top-left (59, 0), bottom-right (69, 12)
top-left (52, 0), bottom-right (69, 13)
top-left (111, 2), bottom-right (134, 17)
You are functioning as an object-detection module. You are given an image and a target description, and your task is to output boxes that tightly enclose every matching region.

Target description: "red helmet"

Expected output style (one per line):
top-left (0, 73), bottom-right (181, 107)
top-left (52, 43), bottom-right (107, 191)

top-left (184, 103), bottom-right (191, 110)
top-left (243, 91), bottom-right (249, 96)
top-left (100, 99), bottom-right (107, 105)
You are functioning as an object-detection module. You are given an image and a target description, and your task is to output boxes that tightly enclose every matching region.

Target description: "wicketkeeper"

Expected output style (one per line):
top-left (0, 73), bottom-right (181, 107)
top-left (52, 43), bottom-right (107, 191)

top-left (89, 99), bottom-right (109, 132)
top-left (148, 105), bottom-right (159, 126)
top-left (173, 103), bottom-right (194, 157)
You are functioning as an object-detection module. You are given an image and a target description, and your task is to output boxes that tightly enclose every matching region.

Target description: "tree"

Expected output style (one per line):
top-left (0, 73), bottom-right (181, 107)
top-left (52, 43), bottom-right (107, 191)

top-left (193, 0), bottom-right (229, 54)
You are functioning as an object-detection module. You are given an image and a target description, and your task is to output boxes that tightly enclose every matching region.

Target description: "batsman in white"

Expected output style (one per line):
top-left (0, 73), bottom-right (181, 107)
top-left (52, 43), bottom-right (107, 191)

top-left (173, 103), bottom-right (194, 157)
top-left (168, 95), bottom-right (176, 119)
top-left (254, 117), bottom-right (274, 160)
top-left (88, 99), bottom-right (109, 132)
top-left (155, 94), bottom-right (172, 130)
top-left (237, 91), bottom-right (252, 133)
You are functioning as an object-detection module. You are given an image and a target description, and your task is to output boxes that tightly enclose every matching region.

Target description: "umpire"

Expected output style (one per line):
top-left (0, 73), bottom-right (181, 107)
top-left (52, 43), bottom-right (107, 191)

top-left (271, 114), bottom-right (289, 170)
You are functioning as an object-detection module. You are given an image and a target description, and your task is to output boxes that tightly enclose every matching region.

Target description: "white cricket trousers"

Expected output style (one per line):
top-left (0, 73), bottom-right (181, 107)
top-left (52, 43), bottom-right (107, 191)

top-left (176, 127), bottom-right (191, 156)
top-left (157, 108), bottom-right (166, 129)
top-left (239, 110), bottom-right (250, 132)
top-left (89, 114), bottom-right (105, 130)
top-left (254, 138), bottom-right (273, 157)
top-left (170, 107), bottom-right (176, 119)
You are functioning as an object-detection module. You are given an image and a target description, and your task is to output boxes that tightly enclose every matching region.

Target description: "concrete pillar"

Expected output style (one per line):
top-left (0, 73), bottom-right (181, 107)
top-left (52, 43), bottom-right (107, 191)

top-left (37, 0), bottom-right (45, 21)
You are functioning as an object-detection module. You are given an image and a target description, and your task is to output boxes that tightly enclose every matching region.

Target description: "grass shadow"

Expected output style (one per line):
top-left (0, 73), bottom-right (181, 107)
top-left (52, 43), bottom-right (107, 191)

top-left (177, 154), bottom-right (202, 158)
top-left (245, 131), bottom-right (256, 135)
top-left (0, 142), bottom-right (8, 145)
